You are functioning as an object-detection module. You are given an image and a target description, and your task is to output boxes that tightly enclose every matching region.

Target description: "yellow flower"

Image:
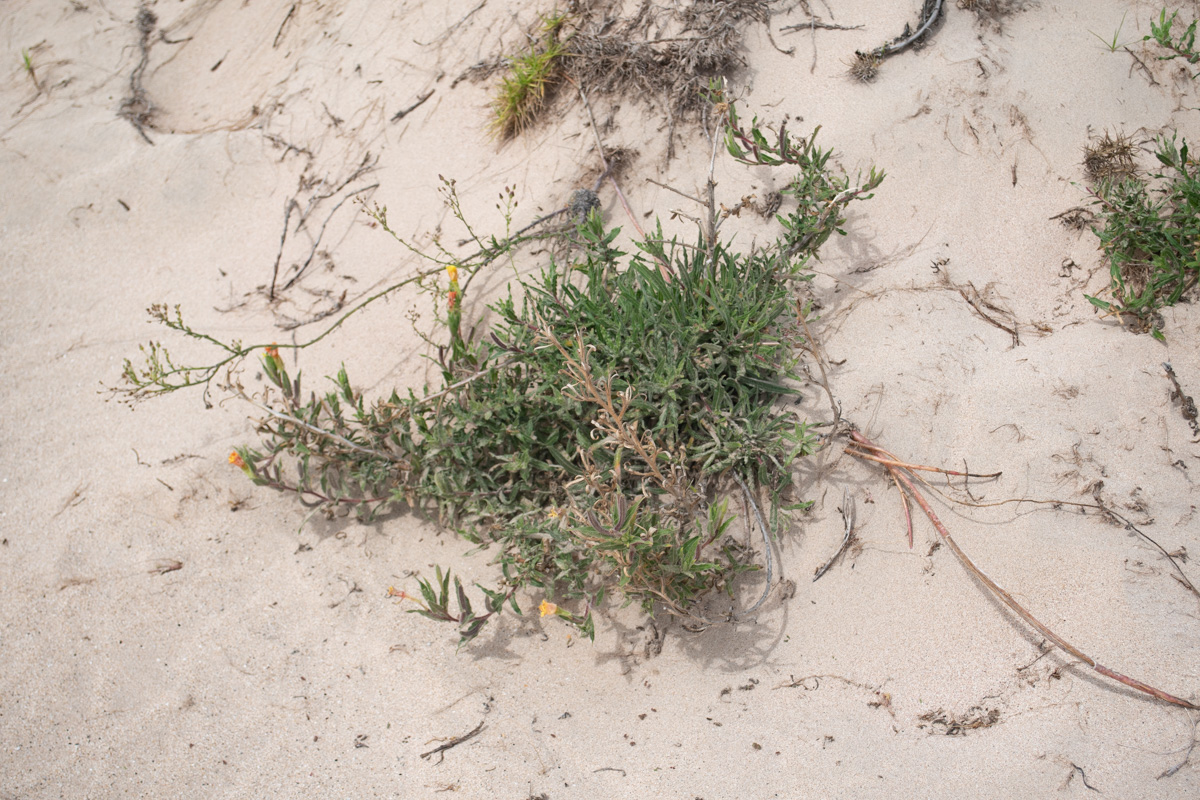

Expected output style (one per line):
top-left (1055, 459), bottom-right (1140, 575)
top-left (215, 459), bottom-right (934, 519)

top-left (547, 508), bottom-right (560, 520)
top-left (228, 451), bottom-right (255, 479)
top-left (446, 264), bottom-right (459, 283)
top-left (539, 600), bottom-right (558, 618)
top-left (261, 344), bottom-right (285, 383)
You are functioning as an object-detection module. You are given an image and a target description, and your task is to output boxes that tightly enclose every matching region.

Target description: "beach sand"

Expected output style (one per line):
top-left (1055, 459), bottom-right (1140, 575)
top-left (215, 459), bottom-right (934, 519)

top-left (2, 1), bottom-right (1199, 796)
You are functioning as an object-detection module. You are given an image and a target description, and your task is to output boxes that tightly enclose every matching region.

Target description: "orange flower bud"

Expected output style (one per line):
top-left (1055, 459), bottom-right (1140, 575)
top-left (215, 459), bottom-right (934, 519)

top-left (228, 451), bottom-right (245, 468)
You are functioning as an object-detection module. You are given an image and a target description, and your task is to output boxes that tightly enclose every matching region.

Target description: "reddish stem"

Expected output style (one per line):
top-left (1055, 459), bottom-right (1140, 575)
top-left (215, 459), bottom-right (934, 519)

top-left (849, 430), bottom-right (1198, 711)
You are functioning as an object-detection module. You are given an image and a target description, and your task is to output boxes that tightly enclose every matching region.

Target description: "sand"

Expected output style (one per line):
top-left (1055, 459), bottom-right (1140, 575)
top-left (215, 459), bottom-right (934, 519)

top-left (2, 0), bottom-right (1199, 797)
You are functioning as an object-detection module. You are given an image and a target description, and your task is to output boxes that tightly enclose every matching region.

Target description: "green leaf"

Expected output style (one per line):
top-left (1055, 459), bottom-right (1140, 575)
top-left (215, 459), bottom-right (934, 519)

top-left (455, 577), bottom-right (473, 620)
top-left (417, 577), bottom-right (439, 610)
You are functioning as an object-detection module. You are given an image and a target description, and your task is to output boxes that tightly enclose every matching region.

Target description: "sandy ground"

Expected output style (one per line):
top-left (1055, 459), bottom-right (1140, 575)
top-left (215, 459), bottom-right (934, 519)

top-left (3, 0), bottom-right (1200, 797)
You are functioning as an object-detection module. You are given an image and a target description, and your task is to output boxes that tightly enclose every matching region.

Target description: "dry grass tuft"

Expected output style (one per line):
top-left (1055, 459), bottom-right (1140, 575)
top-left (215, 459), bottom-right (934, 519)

top-left (1083, 129), bottom-right (1139, 183)
top-left (848, 51), bottom-right (880, 83)
top-left (561, 0), bottom-right (770, 122)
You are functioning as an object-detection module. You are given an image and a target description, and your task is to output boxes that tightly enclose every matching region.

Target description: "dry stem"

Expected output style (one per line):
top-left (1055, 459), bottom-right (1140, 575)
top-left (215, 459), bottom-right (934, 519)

top-left (849, 430), bottom-right (1198, 711)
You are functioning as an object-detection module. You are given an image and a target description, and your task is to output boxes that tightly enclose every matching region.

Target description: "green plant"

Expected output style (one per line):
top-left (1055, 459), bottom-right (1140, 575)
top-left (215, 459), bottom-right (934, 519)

top-left (1089, 10), bottom-right (1135, 53)
top-left (119, 100), bottom-right (882, 646)
top-left (1147, 7), bottom-right (1199, 67)
top-left (491, 12), bottom-right (569, 138)
top-left (1081, 8), bottom-right (1200, 339)
top-left (21, 48), bottom-right (40, 91)
top-left (1087, 135), bottom-right (1200, 339)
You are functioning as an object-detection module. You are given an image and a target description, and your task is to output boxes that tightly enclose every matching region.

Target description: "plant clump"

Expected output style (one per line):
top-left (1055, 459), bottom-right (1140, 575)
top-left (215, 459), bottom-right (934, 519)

top-left (847, 51), bottom-right (880, 83)
top-left (480, 1), bottom-right (772, 145)
top-left (1087, 135), bottom-right (1199, 339)
top-left (562, 0), bottom-right (769, 121)
top-left (491, 12), bottom-right (570, 138)
top-left (1083, 129), bottom-right (1139, 184)
top-left (1083, 9), bottom-right (1200, 338)
top-left (118, 100), bottom-right (882, 645)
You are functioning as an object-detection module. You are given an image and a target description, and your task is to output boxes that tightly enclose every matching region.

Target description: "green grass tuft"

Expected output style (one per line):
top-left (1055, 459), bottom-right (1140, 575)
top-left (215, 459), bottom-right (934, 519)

top-left (491, 14), bottom-right (569, 139)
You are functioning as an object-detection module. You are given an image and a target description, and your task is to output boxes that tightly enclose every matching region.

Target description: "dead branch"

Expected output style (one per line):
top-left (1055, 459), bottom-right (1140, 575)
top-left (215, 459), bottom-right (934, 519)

top-left (280, 183), bottom-right (379, 293)
top-left (781, 19), bottom-right (863, 33)
top-left (391, 90), bottom-right (434, 122)
top-left (420, 720), bottom-right (485, 764)
top-left (849, 430), bottom-right (1198, 711)
top-left (813, 488), bottom-right (855, 581)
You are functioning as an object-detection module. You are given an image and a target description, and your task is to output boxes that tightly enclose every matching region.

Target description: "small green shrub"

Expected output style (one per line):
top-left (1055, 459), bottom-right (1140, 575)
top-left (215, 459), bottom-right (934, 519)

top-left (1084, 9), bottom-right (1200, 339)
top-left (1087, 136), bottom-right (1200, 339)
top-left (1147, 7), bottom-right (1199, 68)
top-left (120, 101), bottom-right (882, 645)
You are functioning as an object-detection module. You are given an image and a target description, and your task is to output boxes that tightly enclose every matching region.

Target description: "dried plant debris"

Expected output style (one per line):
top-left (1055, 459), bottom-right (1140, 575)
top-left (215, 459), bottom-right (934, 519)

top-left (512, 0), bottom-right (770, 126)
top-left (119, 5), bottom-right (158, 143)
top-left (1049, 206), bottom-right (1096, 232)
top-left (958, 2), bottom-right (1034, 38)
top-left (956, 0), bottom-right (1029, 14)
top-left (917, 706), bottom-right (1000, 735)
top-left (456, 1), bottom-right (775, 144)
top-left (848, 51), bottom-right (880, 82)
top-left (1164, 362), bottom-right (1200, 437)
top-left (1083, 129), bottom-right (1139, 183)
top-left (851, 0), bottom-right (944, 81)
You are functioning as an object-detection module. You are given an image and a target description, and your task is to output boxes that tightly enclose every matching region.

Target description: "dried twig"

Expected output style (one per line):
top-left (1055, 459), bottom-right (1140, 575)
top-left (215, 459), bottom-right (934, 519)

top-left (1088, 482), bottom-right (1200, 603)
top-left (119, 6), bottom-right (158, 144)
top-left (417, 0), bottom-right (486, 47)
top-left (1069, 763), bottom-right (1101, 792)
top-left (277, 290), bottom-right (348, 331)
top-left (781, 19), bottom-right (863, 32)
top-left (273, 3), bottom-right (297, 48)
top-left (796, 302), bottom-right (842, 434)
top-left (576, 84), bottom-right (674, 283)
top-left (844, 447), bottom-right (1002, 479)
top-left (1125, 46), bottom-right (1161, 87)
top-left (391, 90), bottom-right (434, 122)
top-left (849, 430), bottom-right (1198, 710)
top-left (851, 0), bottom-right (943, 80)
top-left (865, 0), bottom-right (944, 60)
top-left (890, 473), bottom-right (1199, 602)
top-left (1164, 362), bottom-right (1200, 437)
top-left (733, 472), bottom-right (774, 617)
top-left (280, 183), bottom-right (379, 292)
top-left (956, 283), bottom-right (1020, 346)
top-left (814, 488), bottom-right (855, 581)
top-left (149, 559), bottom-right (183, 575)
top-left (1158, 716), bottom-right (1199, 779)
top-left (420, 720), bottom-right (485, 764)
